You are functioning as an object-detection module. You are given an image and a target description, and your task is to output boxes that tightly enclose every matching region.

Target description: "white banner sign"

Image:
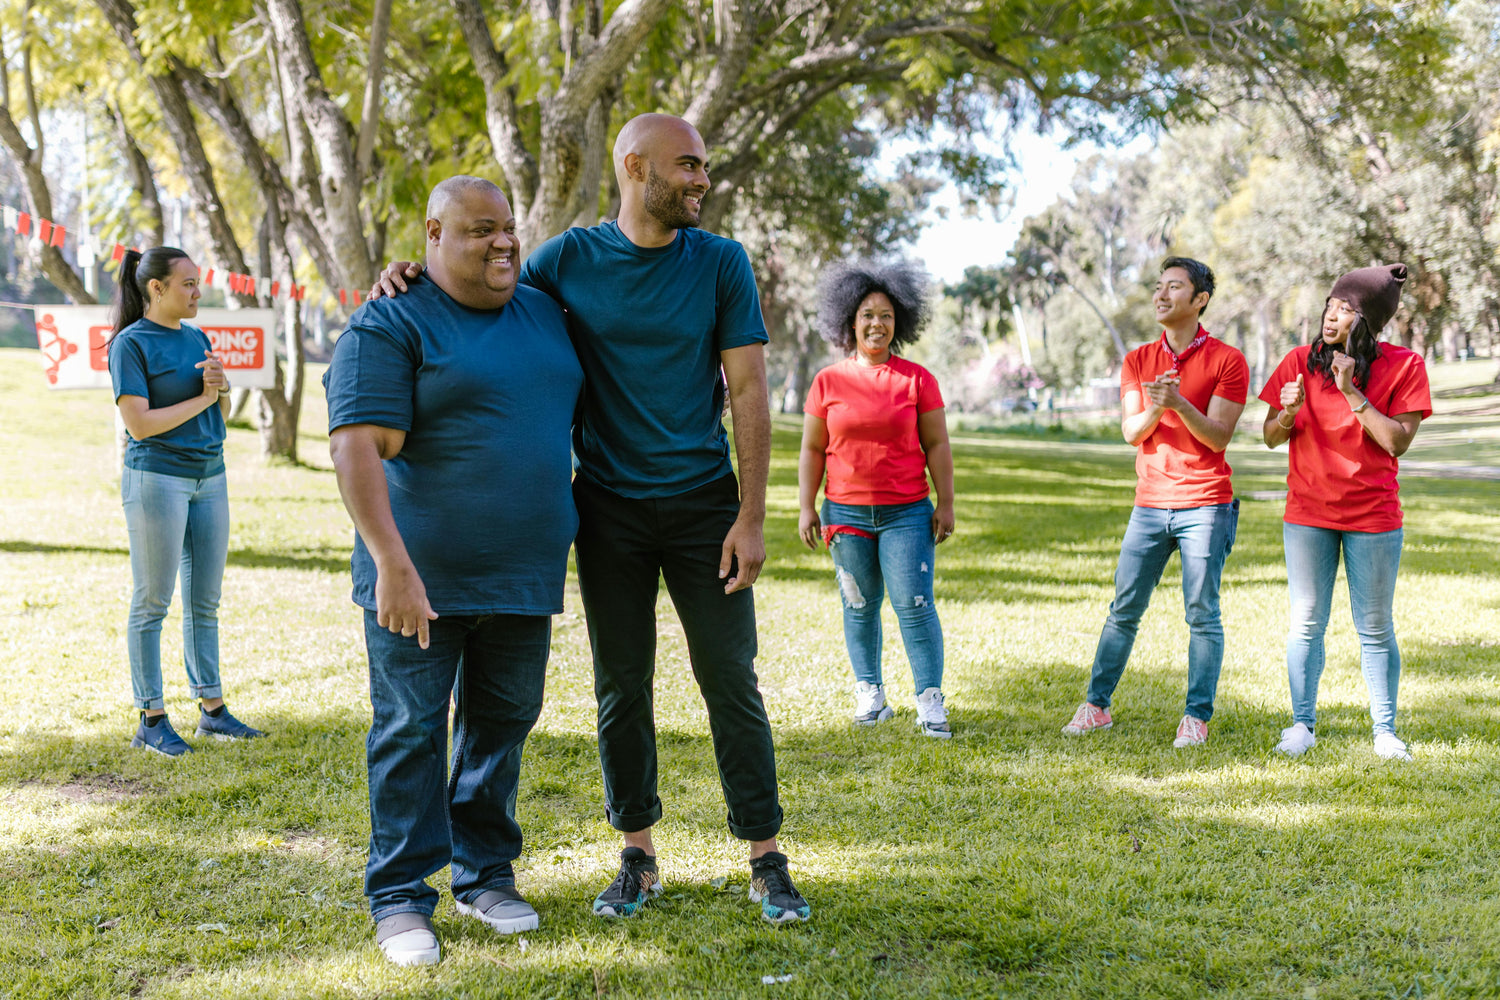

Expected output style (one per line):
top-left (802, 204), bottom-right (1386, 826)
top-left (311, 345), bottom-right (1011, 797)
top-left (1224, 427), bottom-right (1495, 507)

top-left (34, 306), bottom-right (280, 390)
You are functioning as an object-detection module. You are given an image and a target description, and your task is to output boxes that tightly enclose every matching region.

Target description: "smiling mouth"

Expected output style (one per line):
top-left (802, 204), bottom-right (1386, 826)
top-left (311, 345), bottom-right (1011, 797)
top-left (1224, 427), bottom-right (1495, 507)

top-left (485, 253), bottom-right (513, 266)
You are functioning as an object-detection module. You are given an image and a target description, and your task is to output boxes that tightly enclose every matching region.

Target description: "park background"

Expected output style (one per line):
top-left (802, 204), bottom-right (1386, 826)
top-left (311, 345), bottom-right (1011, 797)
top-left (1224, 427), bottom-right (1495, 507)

top-left (3, 0), bottom-right (1500, 997)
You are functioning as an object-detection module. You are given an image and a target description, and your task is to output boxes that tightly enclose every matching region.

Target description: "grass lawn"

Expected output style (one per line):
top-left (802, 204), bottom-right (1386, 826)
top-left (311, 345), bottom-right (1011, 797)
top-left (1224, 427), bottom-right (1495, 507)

top-left (1, 346), bottom-right (1498, 999)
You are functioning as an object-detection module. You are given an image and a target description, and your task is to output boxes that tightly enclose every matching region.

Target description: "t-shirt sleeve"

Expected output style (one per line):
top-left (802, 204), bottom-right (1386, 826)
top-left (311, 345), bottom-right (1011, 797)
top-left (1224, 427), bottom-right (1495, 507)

top-left (324, 316), bottom-right (418, 434)
top-left (1258, 350), bottom-right (1300, 408)
top-left (109, 334), bottom-right (148, 402)
top-left (1120, 350), bottom-right (1144, 402)
top-left (714, 244), bottom-right (769, 352)
top-left (1388, 353), bottom-right (1433, 418)
top-left (1213, 348), bottom-right (1250, 404)
top-left (916, 368), bottom-right (946, 413)
top-left (804, 369), bottom-right (829, 419)
top-left (518, 235), bottom-right (561, 299)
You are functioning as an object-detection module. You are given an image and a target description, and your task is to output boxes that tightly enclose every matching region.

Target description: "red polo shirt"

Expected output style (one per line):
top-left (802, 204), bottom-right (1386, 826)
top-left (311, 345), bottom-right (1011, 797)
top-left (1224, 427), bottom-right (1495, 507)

top-left (1120, 331), bottom-right (1249, 508)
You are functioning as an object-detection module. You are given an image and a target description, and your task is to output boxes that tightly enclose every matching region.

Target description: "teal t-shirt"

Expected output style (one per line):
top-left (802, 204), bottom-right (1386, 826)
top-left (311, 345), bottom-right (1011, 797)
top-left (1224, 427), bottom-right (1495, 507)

top-left (107, 318), bottom-right (226, 479)
top-left (324, 282), bottom-right (583, 616)
top-left (520, 221), bottom-right (767, 498)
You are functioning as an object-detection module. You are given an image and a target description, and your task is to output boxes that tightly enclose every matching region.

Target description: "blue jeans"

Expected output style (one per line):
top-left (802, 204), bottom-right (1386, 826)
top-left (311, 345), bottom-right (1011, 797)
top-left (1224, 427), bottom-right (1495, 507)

top-left (121, 468), bottom-right (229, 710)
top-left (1283, 523), bottom-right (1404, 735)
top-left (822, 499), bottom-right (943, 693)
top-left (363, 611), bottom-right (550, 920)
top-left (1086, 502), bottom-right (1239, 721)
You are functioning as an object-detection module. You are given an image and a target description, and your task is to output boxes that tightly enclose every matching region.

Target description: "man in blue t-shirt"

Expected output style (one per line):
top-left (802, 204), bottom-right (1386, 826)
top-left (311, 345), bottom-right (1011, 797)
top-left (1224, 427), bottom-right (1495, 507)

top-left (325, 176), bottom-right (583, 967)
top-left (374, 115), bottom-right (809, 926)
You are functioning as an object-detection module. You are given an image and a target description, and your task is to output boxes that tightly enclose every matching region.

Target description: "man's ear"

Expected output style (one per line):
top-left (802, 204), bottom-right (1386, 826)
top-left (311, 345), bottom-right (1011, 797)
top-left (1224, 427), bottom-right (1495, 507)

top-left (426, 218), bottom-right (442, 244)
top-left (1195, 291), bottom-right (1210, 315)
top-left (622, 151), bottom-right (647, 184)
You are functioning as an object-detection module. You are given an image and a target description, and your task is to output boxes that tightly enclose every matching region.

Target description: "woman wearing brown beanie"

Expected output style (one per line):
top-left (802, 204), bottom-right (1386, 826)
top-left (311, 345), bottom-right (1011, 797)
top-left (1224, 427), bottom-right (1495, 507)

top-left (1258, 264), bottom-right (1430, 761)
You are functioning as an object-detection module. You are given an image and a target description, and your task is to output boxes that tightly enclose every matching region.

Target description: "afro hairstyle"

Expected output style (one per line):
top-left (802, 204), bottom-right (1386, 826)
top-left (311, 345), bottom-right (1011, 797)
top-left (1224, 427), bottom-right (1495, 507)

top-left (816, 259), bottom-right (932, 353)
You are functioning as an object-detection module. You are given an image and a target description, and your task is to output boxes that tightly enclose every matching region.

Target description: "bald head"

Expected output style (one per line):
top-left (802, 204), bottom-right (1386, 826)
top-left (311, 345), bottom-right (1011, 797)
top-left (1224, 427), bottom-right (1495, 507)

top-left (422, 175), bottom-right (519, 310)
top-left (613, 114), bottom-right (710, 245)
top-left (427, 175), bottom-right (505, 225)
top-left (613, 114), bottom-right (703, 184)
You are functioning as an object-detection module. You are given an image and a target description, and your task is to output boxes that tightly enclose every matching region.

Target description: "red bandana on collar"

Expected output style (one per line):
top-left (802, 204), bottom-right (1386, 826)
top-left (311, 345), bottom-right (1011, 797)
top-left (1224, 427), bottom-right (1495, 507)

top-left (1160, 326), bottom-right (1209, 367)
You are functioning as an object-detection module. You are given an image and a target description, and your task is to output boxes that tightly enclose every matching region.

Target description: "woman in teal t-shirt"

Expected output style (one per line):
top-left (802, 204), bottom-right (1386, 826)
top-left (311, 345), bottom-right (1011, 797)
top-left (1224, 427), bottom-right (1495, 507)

top-left (108, 247), bottom-right (264, 756)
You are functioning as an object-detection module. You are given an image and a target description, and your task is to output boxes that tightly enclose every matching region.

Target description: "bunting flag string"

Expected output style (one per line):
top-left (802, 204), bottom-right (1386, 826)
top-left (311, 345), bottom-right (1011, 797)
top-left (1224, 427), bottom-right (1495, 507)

top-left (3, 201), bottom-right (337, 307)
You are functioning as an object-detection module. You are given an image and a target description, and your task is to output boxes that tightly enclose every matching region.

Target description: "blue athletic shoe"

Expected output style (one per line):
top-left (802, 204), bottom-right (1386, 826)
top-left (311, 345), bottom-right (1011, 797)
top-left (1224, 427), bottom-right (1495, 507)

top-left (749, 852), bottom-right (811, 924)
top-left (593, 847), bottom-right (663, 917)
top-left (130, 713), bottom-right (193, 757)
top-left (195, 706), bottom-right (266, 741)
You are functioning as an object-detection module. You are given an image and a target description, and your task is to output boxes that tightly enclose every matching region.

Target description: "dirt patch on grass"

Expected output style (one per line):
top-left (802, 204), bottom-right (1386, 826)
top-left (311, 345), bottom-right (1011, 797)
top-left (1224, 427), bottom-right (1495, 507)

top-left (24, 774), bottom-right (153, 803)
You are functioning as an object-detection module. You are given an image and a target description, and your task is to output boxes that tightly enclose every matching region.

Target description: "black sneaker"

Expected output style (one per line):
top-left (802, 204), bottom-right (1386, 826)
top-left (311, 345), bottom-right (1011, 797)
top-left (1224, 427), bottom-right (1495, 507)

top-left (749, 852), bottom-right (811, 924)
top-left (196, 706), bottom-right (266, 741)
top-left (592, 847), bottom-right (663, 917)
top-left (130, 713), bottom-right (193, 757)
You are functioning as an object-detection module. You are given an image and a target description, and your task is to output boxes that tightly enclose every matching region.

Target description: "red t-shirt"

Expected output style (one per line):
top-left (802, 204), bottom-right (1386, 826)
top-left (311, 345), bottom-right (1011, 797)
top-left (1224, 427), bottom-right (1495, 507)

top-left (804, 356), bottom-right (945, 505)
top-left (1120, 332), bottom-right (1249, 508)
top-left (1258, 344), bottom-right (1431, 531)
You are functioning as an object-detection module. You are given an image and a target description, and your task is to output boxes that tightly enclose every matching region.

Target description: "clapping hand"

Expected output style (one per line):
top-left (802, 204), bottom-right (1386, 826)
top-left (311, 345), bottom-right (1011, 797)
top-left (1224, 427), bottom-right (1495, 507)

top-left (1143, 369), bottom-right (1183, 412)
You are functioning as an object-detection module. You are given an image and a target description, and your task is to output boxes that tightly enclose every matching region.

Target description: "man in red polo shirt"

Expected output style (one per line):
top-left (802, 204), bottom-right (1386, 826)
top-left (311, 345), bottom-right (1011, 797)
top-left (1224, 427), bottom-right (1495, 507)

top-left (1062, 257), bottom-right (1249, 747)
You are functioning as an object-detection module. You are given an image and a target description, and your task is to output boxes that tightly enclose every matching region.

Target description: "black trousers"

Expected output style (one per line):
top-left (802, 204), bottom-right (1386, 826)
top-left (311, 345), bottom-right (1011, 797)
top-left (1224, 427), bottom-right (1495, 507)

top-left (573, 471), bottom-right (783, 842)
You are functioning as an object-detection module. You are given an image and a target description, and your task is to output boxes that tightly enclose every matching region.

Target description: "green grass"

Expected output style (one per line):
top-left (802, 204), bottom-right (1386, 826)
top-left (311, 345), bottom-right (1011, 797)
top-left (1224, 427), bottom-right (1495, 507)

top-left (2, 346), bottom-right (1499, 999)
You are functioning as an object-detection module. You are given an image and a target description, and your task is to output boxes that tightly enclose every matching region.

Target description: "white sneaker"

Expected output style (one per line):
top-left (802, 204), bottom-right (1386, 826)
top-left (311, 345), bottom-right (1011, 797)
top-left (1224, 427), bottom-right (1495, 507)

top-left (853, 681), bottom-right (894, 725)
top-left (914, 687), bottom-right (952, 738)
top-left (1274, 722), bottom-right (1316, 756)
top-left (1373, 732), bottom-right (1413, 761)
top-left (376, 913), bottom-right (440, 966)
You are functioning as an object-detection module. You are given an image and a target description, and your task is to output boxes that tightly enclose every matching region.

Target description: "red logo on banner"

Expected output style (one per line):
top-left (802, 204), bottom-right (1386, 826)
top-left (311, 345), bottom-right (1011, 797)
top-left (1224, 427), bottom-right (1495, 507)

top-left (35, 312), bottom-right (77, 385)
top-left (89, 325), bottom-right (112, 370)
top-left (203, 326), bottom-right (266, 369)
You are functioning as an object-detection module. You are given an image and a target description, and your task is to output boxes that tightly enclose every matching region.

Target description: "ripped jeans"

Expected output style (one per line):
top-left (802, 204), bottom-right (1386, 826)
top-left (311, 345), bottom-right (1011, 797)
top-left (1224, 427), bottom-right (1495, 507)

top-left (821, 498), bottom-right (943, 693)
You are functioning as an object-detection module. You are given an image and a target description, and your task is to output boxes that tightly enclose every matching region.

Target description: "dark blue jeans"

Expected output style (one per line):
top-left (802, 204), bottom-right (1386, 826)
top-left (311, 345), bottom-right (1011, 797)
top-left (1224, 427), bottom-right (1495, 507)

top-left (573, 472), bottom-right (783, 842)
top-left (362, 610), bottom-right (550, 921)
top-left (1086, 502), bottom-right (1239, 722)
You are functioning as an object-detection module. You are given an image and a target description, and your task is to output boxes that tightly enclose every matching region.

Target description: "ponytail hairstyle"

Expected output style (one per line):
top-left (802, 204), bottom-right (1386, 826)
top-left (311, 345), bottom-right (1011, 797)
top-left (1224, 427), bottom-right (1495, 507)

top-left (111, 246), bottom-right (192, 336)
top-left (1307, 310), bottom-right (1380, 392)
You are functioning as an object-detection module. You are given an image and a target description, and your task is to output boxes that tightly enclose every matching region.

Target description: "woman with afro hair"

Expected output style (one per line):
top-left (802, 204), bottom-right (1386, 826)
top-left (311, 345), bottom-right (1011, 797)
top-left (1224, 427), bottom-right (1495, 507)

top-left (797, 260), bottom-right (956, 737)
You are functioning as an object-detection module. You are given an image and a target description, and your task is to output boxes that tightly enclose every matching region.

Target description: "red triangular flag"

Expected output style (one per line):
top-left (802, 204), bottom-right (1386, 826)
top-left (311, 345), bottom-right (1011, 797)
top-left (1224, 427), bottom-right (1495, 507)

top-left (271, 281), bottom-right (281, 298)
top-left (352, 290), bottom-right (363, 305)
top-left (16, 212), bottom-right (30, 236)
top-left (247, 277), bottom-right (257, 296)
top-left (49, 223), bottom-right (65, 247)
top-left (38, 219), bottom-right (53, 243)
top-left (111, 243), bottom-right (125, 262)
top-left (203, 267), bottom-right (215, 287)
top-left (339, 289), bottom-right (348, 307)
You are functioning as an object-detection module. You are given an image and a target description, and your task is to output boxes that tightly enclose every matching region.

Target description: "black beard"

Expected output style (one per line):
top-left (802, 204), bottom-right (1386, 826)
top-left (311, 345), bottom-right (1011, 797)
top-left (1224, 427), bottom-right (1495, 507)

top-left (644, 166), bottom-right (701, 230)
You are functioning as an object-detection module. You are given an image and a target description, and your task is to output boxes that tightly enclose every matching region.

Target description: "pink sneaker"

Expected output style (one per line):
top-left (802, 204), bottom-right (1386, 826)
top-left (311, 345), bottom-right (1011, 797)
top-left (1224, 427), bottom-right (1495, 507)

top-left (1062, 702), bottom-right (1112, 735)
top-left (1172, 715), bottom-right (1208, 748)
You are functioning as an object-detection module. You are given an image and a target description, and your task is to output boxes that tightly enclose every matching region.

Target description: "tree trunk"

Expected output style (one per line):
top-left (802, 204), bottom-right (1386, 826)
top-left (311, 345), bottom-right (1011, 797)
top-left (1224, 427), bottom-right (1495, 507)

top-left (263, 0), bottom-right (374, 290)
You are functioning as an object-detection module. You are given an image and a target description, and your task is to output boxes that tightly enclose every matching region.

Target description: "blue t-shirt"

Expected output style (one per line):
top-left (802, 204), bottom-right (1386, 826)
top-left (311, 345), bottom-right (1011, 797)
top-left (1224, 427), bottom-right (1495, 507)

top-left (520, 221), bottom-right (768, 498)
top-left (108, 318), bottom-right (226, 479)
top-left (323, 281), bottom-right (583, 616)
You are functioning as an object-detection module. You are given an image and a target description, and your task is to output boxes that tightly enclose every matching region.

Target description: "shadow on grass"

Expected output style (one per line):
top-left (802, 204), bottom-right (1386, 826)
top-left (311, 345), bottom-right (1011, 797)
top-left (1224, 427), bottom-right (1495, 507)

top-left (0, 538), bottom-right (350, 575)
top-left (3, 685), bottom-right (1499, 998)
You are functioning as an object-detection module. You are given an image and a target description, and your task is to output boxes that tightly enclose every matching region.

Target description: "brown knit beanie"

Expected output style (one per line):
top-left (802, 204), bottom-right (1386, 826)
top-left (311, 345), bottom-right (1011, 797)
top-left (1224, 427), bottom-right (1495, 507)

top-left (1329, 263), bottom-right (1407, 335)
